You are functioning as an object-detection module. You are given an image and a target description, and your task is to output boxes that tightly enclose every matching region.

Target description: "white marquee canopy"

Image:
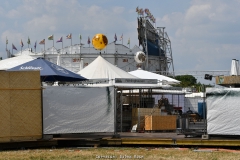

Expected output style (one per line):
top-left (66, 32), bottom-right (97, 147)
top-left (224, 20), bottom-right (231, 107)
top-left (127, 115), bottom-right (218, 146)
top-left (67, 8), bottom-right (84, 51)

top-left (128, 68), bottom-right (180, 85)
top-left (0, 55), bottom-right (36, 70)
top-left (77, 56), bottom-right (160, 87)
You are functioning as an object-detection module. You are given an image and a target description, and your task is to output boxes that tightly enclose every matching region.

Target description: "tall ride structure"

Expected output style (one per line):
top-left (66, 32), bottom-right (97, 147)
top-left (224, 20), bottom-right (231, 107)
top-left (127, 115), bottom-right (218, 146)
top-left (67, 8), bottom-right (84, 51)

top-left (137, 8), bottom-right (174, 76)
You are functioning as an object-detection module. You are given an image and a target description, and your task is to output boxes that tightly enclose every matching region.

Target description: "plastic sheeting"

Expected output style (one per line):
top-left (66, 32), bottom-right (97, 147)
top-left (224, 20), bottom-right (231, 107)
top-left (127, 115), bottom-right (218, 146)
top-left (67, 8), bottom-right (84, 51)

top-left (207, 88), bottom-right (240, 135)
top-left (43, 86), bottom-right (115, 134)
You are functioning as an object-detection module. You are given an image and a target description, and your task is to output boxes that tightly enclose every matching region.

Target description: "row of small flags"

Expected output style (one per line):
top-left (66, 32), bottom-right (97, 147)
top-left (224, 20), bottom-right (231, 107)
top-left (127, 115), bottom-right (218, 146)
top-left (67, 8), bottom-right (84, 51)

top-left (8, 33), bottom-right (130, 51)
top-left (114, 33), bottom-right (130, 44)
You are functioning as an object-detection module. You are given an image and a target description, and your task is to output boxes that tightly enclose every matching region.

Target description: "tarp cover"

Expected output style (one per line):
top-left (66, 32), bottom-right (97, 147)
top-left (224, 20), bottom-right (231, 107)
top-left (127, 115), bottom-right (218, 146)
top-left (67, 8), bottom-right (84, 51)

top-left (207, 87), bottom-right (240, 135)
top-left (43, 86), bottom-right (115, 134)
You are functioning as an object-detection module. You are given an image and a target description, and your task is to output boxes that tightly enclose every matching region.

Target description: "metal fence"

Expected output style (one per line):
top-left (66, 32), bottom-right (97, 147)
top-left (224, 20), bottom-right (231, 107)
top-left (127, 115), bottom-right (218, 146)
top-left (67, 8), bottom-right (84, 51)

top-left (116, 88), bottom-right (207, 137)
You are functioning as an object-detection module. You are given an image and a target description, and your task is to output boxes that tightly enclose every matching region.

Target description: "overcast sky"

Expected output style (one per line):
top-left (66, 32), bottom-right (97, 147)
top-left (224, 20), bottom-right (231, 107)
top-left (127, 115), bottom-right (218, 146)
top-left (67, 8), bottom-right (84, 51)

top-left (1, 0), bottom-right (240, 81)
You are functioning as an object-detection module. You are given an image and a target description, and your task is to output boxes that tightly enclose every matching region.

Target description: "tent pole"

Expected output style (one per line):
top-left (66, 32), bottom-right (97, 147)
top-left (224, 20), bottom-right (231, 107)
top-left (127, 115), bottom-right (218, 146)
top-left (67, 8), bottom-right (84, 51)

top-left (113, 87), bottom-right (120, 138)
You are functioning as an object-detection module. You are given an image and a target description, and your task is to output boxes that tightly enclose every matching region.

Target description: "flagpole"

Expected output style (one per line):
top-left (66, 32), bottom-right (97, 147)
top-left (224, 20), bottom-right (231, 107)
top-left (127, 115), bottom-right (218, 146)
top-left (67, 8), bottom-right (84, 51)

top-left (6, 37), bottom-right (8, 57)
top-left (53, 34), bottom-right (54, 47)
top-left (79, 35), bottom-right (81, 54)
top-left (43, 42), bottom-right (45, 58)
top-left (71, 34), bottom-right (72, 54)
top-left (12, 44), bottom-right (13, 56)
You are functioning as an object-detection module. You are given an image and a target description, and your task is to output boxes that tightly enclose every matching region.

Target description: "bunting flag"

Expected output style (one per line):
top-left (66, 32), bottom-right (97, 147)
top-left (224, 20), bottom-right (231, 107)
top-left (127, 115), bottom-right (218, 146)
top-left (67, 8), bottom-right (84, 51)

top-left (6, 37), bottom-right (8, 44)
top-left (20, 39), bottom-right (24, 47)
top-left (144, 8), bottom-right (150, 14)
top-left (87, 37), bottom-right (90, 44)
top-left (114, 33), bottom-right (117, 42)
top-left (56, 37), bottom-right (62, 43)
top-left (12, 44), bottom-right (17, 50)
top-left (136, 7), bottom-right (139, 12)
top-left (48, 35), bottom-right (53, 40)
top-left (66, 33), bottom-right (72, 39)
top-left (34, 41), bottom-right (37, 49)
top-left (39, 39), bottom-right (45, 45)
top-left (27, 37), bottom-right (31, 44)
top-left (119, 34), bottom-right (123, 41)
top-left (79, 34), bottom-right (82, 40)
top-left (127, 38), bottom-right (130, 44)
top-left (139, 8), bottom-right (144, 15)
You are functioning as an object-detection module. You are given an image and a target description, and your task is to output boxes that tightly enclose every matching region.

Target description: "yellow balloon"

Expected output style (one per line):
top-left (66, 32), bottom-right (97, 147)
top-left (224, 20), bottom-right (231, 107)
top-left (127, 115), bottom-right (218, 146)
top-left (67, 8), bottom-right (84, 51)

top-left (92, 33), bottom-right (108, 50)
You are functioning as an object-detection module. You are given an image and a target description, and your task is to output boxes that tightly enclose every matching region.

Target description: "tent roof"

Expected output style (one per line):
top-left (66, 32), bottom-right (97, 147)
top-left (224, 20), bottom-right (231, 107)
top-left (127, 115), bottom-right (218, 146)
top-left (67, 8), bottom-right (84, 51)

top-left (77, 55), bottom-right (138, 79)
top-left (0, 55), bottom-right (36, 70)
top-left (128, 68), bottom-right (180, 85)
top-left (8, 58), bottom-right (87, 82)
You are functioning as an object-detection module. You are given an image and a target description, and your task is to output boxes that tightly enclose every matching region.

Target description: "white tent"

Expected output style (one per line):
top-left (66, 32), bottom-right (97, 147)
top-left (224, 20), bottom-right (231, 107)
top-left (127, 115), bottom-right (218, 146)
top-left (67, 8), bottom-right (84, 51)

top-left (0, 55), bottom-right (36, 70)
top-left (77, 56), bottom-right (159, 87)
top-left (78, 55), bottom-right (137, 79)
top-left (128, 68), bottom-right (180, 85)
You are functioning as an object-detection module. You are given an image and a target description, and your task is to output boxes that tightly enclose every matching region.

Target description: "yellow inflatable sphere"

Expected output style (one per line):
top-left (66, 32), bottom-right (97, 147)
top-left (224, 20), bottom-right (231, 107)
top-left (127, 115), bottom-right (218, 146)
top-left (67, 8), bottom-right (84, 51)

top-left (92, 33), bottom-right (108, 50)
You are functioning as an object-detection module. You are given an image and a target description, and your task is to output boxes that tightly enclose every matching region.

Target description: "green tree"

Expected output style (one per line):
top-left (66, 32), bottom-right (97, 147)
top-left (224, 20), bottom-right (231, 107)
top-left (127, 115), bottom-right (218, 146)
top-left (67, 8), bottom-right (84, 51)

top-left (172, 75), bottom-right (214, 91)
top-left (174, 75), bottom-right (197, 88)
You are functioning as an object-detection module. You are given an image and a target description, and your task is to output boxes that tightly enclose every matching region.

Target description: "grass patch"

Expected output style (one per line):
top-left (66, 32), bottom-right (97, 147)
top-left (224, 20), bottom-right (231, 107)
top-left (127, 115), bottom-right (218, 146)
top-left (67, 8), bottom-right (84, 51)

top-left (0, 147), bottom-right (239, 160)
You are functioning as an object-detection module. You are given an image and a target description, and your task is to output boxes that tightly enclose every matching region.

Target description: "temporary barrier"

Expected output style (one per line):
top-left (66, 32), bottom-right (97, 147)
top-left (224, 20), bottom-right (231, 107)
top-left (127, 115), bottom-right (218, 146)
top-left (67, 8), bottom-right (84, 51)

top-left (0, 71), bottom-right (42, 142)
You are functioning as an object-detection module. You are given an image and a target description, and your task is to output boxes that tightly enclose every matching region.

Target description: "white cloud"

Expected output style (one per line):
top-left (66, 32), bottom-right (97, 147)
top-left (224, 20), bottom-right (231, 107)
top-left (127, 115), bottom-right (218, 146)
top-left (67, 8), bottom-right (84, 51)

top-left (24, 15), bottom-right (57, 32)
top-left (185, 4), bottom-right (211, 23)
top-left (112, 6), bottom-right (125, 14)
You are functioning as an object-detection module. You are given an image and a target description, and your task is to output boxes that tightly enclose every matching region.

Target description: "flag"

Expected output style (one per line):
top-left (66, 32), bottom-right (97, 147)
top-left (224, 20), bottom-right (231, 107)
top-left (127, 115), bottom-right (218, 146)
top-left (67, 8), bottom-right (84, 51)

top-left (20, 39), bottom-right (24, 47)
top-left (87, 37), bottom-right (90, 44)
top-left (127, 38), bottom-right (130, 44)
top-left (6, 37), bottom-right (8, 44)
top-left (12, 44), bottom-right (17, 50)
top-left (48, 35), bottom-right (53, 40)
top-left (114, 33), bottom-right (117, 42)
top-left (119, 34), bottom-right (123, 41)
top-left (139, 8), bottom-right (144, 15)
top-left (39, 39), bottom-right (45, 45)
top-left (56, 37), bottom-right (62, 43)
top-left (27, 37), bottom-right (30, 44)
top-left (66, 33), bottom-right (72, 39)
top-left (79, 34), bottom-right (82, 40)
top-left (136, 7), bottom-right (139, 12)
top-left (34, 41), bottom-right (37, 49)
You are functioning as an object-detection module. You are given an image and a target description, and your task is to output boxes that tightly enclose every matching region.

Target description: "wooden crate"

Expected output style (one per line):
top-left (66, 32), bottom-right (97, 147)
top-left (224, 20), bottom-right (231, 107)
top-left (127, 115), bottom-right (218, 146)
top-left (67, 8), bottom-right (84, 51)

top-left (132, 108), bottom-right (161, 130)
top-left (145, 115), bottom-right (177, 131)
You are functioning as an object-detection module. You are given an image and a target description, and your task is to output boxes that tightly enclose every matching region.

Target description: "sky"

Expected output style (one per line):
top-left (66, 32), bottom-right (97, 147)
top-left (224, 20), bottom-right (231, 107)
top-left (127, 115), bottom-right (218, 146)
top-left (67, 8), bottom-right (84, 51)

top-left (1, 0), bottom-right (240, 84)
